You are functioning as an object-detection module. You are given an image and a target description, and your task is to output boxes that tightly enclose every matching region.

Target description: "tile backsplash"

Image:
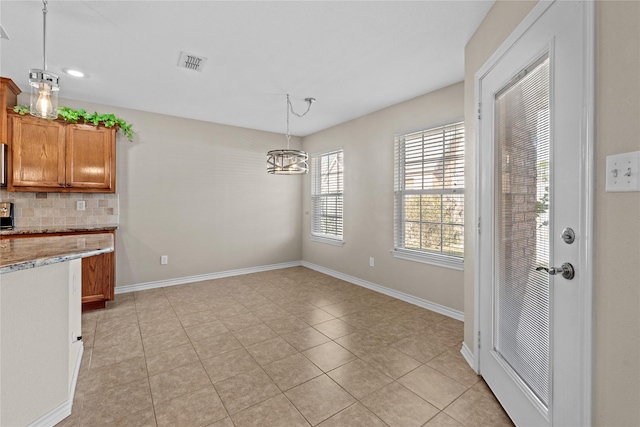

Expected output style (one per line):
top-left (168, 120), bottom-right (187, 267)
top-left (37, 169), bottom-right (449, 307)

top-left (0, 190), bottom-right (119, 227)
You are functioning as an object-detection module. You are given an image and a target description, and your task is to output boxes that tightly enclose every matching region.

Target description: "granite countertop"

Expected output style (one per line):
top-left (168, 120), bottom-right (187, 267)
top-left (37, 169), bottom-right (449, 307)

top-left (0, 233), bottom-right (114, 274)
top-left (0, 224), bottom-right (118, 236)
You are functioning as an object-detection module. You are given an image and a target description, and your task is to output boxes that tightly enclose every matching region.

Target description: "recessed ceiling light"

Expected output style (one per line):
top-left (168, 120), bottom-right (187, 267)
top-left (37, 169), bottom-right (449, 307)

top-left (64, 69), bottom-right (85, 78)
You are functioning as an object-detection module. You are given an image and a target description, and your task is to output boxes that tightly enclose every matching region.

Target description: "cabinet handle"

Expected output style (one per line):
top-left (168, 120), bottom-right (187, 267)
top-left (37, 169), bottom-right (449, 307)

top-left (59, 183), bottom-right (64, 187)
top-left (66, 183), bottom-right (72, 187)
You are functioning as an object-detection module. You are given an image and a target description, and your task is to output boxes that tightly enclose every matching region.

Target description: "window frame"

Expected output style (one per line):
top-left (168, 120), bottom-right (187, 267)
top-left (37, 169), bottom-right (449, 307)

top-left (393, 119), bottom-right (465, 270)
top-left (310, 148), bottom-right (345, 246)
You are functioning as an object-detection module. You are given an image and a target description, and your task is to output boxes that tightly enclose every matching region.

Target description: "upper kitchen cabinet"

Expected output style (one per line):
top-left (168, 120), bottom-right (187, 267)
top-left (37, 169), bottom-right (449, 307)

top-left (8, 113), bottom-right (116, 193)
top-left (9, 115), bottom-right (65, 189)
top-left (1, 77), bottom-right (21, 144)
top-left (65, 124), bottom-right (116, 191)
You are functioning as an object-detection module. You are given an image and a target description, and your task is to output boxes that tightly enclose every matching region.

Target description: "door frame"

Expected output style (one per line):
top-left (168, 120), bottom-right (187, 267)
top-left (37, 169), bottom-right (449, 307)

top-left (472, 0), bottom-right (595, 424)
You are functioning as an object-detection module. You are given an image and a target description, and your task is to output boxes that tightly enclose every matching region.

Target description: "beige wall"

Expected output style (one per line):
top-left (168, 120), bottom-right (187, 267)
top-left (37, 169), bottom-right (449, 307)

top-left (301, 82), bottom-right (465, 312)
top-left (594, 1), bottom-right (640, 424)
top-left (462, 0), bottom-right (538, 358)
top-left (53, 98), bottom-right (304, 287)
top-left (463, 1), bottom-right (640, 425)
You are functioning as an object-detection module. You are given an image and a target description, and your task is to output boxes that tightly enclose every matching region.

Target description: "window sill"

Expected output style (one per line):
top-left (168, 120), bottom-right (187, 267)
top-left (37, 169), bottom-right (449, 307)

top-left (391, 249), bottom-right (464, 270)
top-left (310, 235), bottom-right (345, 247)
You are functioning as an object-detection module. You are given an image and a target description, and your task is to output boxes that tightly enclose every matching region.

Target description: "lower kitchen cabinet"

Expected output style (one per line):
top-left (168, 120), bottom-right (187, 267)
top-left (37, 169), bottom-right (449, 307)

top-left (81, 248), bottom-right (115, 312)
top-left (1, 230), bottom-right (115, 312)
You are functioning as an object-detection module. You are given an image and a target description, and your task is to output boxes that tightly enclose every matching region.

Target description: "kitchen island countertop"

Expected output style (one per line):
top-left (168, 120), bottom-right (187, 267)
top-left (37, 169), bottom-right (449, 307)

top-left (0, 233), bottom-right (114, 274)
top-left (0, 223), bottom-right (118, 236)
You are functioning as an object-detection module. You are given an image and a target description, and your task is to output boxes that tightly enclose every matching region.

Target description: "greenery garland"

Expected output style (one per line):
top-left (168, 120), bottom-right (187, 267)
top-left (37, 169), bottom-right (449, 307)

top-left (13, 105), bottom-right (134, 141)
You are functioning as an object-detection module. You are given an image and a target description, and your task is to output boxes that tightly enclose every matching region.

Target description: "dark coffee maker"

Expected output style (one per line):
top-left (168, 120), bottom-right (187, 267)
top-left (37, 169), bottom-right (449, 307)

top-left (0, 202), bottom-right (14, 229)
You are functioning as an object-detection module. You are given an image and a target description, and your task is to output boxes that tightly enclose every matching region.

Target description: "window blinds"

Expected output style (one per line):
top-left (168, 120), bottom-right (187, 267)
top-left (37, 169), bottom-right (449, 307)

top-left (394, 121), bottom-right (465, 258)
top-left (311, 150), bottom-right (344, 240)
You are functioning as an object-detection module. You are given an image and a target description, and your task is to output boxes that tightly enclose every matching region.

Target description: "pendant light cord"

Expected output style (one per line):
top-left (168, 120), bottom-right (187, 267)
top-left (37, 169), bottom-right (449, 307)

top-left (286, 94), bottom-right (292, 149)
top-left (285, 94), bottom-right (315, 149)
top-left (42, 0), bottom-right (48, 71)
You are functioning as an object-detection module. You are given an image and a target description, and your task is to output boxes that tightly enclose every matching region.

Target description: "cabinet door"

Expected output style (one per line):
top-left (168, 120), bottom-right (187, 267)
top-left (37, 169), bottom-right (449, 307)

top-left (10, 115), bottom-right (66, 189)
top-left (1, 78), bottom-right (21, 145)
top-left (66, 125), bottom-right (116, 191)
top-left (81, 250), bottom-right (115, 312)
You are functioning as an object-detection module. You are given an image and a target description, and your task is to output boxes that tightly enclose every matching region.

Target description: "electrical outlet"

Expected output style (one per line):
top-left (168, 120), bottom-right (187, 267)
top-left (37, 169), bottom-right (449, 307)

top-left (160, 255), bottom-right (168, 265)
top-left (369, 257), bottom-right (375, 267)
top-left (76, 200), bottom-right (86, 211)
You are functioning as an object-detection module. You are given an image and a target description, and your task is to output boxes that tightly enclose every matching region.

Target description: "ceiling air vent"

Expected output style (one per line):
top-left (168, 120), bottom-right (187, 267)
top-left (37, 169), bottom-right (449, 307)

top-left (177, 51), bottom-right (207, 72)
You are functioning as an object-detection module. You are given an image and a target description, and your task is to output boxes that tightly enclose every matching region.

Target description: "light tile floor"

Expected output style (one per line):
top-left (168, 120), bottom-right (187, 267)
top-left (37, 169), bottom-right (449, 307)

top-left (57, 267), bottom-right (514, 427)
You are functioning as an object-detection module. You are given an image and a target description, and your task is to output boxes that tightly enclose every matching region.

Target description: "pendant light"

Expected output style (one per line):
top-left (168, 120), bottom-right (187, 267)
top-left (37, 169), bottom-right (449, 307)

top-left (267, 94), bottom-right (315, 175)
top-left (29, 0), bottom-right (59, 119)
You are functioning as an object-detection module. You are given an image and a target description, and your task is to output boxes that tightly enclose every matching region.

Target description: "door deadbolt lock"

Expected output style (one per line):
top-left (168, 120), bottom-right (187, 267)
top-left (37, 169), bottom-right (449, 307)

top-left (561, 228), bottom-right (575, 244)
top-left (536, 263), bottom-right (575, 280)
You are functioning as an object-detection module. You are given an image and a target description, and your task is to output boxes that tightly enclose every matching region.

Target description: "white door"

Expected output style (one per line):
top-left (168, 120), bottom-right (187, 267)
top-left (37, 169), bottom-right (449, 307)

top-left (476, 1), bottom-right (593, 426)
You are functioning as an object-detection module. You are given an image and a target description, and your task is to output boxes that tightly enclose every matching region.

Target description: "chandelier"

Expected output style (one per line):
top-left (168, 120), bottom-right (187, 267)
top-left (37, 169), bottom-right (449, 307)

top-left (29, 0), bottom-right (59, 119)
top-left (267, 94), bottom-right (315, 175)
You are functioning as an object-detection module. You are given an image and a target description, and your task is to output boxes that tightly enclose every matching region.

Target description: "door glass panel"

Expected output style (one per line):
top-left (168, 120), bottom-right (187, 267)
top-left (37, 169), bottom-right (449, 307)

top-left (494, 53), bottom-right (550, 407)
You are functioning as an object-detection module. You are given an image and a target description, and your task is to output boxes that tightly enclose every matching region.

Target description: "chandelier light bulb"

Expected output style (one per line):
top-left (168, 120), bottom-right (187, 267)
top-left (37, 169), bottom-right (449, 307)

top-left (35, 83), bottom-right (54, 118)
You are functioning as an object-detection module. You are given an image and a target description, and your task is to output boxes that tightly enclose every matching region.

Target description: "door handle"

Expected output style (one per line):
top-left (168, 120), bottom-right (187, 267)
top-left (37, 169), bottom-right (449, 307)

top-left (536, 263), bottom-right (575, 280)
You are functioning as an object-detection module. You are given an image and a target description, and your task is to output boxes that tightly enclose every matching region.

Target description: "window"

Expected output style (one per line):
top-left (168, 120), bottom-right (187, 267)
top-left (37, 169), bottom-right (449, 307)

top-left (393, 121), bottom-right (464, 269)
top-left (311, 149), bottom-right (344, 245)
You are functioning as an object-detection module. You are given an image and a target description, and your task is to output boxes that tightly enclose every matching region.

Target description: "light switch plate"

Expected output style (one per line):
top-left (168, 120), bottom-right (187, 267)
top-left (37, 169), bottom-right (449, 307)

top-left (606, 151), bottom-right (640, 192)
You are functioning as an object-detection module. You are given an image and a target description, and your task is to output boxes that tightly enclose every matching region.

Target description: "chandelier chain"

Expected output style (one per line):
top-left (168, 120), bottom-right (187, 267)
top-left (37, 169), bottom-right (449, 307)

top-left (285, 94), bottom-right (314, 148)
top-left (286, 94), bottom-right (291, 148)
top-left (288, 97), bottom-right (314, 119)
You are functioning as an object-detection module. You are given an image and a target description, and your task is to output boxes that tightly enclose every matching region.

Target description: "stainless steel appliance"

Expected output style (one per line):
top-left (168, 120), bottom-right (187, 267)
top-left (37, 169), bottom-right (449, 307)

top-left (0, 202), bottom-right (14, 229)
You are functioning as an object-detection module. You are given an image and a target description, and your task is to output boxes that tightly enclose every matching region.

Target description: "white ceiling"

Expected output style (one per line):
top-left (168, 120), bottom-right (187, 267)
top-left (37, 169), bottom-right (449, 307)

top-left (0, 1), bottom-right (493, 136)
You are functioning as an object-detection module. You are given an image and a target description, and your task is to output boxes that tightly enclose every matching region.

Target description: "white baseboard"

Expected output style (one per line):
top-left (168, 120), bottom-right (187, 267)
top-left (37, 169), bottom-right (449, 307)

top-left (115, 261), bottom-right (303, 294)
top-left (114, 260), bottom-right (463, 322)
top-left (301, 261), bottom-right (464, 321)
top-left (29, 344), bottom-right (84, 427)
top-left (460, 342), bottom-right (477, 373)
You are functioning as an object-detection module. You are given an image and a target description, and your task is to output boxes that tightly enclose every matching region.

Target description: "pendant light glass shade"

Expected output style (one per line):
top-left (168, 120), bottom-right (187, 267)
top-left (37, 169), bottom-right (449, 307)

top-left (29, 0), bottom-right (59, 119)
top-left (29, 69), bottom-right (59, 119)
top-left (267, 149), bottom-right (309, 174)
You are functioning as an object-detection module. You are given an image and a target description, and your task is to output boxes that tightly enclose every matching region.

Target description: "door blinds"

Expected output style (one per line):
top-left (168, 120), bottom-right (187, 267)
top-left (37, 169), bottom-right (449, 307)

top-left (494, 54), bottom-right (551, 407)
